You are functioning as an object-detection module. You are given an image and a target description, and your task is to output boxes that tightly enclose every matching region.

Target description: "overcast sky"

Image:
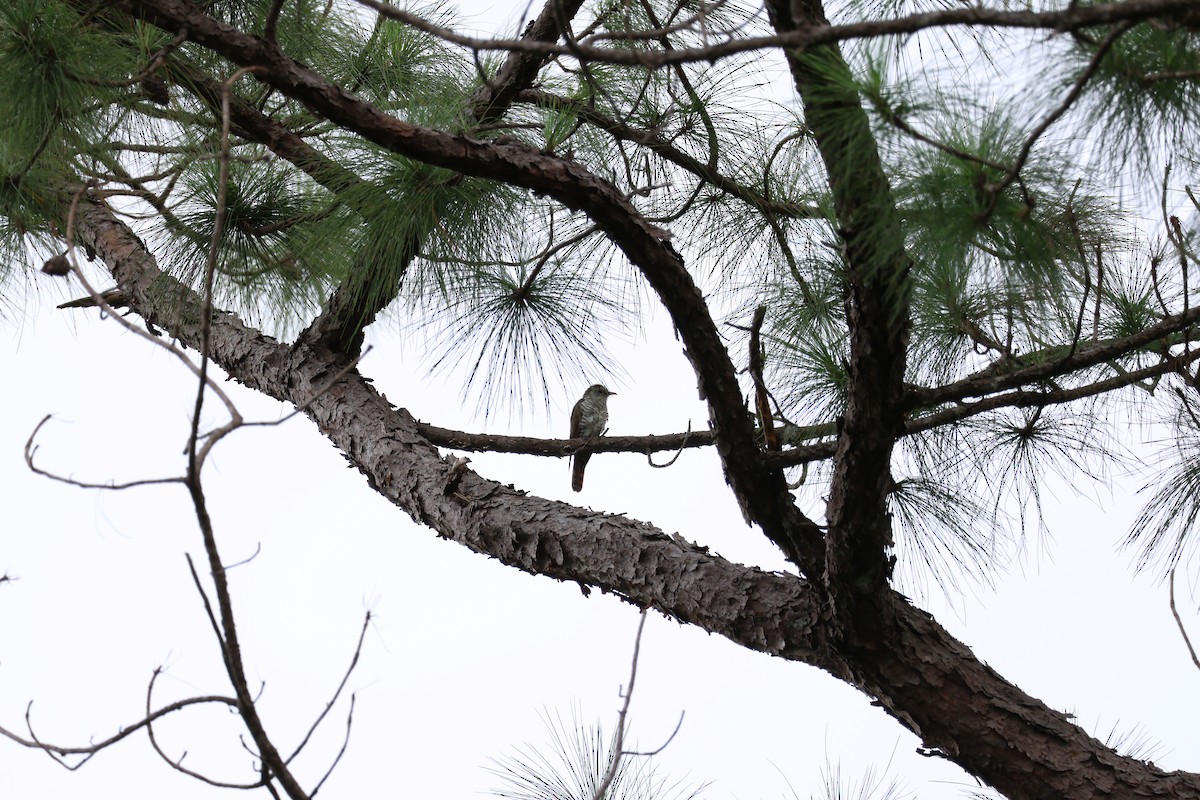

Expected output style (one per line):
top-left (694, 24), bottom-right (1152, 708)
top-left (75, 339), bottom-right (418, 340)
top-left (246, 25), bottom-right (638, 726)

top-left (2, 2), bottom-right (1200, 799)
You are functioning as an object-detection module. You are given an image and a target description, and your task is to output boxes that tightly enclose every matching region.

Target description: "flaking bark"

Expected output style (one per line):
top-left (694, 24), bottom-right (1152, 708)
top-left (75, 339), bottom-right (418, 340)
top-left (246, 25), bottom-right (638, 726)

top-left (70, 187), bottom-right (1200, 800)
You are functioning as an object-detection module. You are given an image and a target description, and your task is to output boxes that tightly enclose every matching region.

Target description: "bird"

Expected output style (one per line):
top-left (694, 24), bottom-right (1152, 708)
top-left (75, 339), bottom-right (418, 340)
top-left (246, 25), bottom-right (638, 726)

top-left (57, 288), bottom-right (129, 310)
top-left (569, 384), bottom-right (615, 492)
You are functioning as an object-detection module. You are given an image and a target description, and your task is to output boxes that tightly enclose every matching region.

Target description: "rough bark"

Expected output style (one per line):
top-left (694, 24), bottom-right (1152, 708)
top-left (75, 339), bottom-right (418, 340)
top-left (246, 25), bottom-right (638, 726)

top-left (69, 188), bottom-right (1200, 800)
top-left (114, 0), bottom-right (823, 568)
top-left (42, 1), bottom-right (1200, 797)
top-left (765, 0), bottom-right (912, 640)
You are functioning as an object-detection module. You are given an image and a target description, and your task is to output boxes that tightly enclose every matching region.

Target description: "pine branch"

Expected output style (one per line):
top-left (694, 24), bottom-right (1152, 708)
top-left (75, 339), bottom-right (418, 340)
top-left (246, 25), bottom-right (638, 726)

top-left (116, 0), bottom-right (824, 569)
top-left (297, 0), bottom-right (588, 355)
top-left (907, 305), bottom-right (1200, 409)
top-left (169, 56), bottom-right (372, 206)
top-left (517, 88), bottom-right (822, 219)
top-left (768, 0), bottom-right (912, 624)
top-left (767, 347), bottom-right (1200, 468)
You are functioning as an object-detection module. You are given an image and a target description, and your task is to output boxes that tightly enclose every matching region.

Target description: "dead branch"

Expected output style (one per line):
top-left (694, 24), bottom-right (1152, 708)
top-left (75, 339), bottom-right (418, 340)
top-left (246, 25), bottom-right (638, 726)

top-left (0, 691), bottom-right (238, 771)
top-left (1169, 568), bottom-right (1200, 671)
top-left (594, 609), bottom-right (648, 800)
top-left (25, 415), bottom-right (186, 491)
top-left (345, 0), bottom-right (1198, 67)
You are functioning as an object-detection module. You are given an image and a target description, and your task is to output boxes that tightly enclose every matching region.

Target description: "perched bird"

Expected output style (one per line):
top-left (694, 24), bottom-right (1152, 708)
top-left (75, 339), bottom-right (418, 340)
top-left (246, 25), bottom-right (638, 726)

top-left (57, 288), bottom-right (129, 310)
top-left (570, 384), bottom-right (615, 492)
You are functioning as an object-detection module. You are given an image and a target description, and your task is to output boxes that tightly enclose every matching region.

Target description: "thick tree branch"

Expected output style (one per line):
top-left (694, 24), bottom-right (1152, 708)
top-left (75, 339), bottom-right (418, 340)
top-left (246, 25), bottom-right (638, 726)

top-left (767, 0), bottom-right (911, 636)
top-left (69, 188), bottom-right (1200, 800)
top-left (116, 0), bottom-right (822, 569)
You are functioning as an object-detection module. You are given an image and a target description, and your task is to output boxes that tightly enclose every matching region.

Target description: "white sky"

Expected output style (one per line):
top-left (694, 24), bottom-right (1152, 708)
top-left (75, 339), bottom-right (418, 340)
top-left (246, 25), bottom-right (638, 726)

top-left (2, 1), bottom-right (1200, 798)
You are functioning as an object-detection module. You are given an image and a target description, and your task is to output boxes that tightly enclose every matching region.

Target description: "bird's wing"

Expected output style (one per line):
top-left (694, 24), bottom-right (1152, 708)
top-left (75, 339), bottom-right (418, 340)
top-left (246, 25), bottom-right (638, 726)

top-left (569, 399), bottom-right (583, 439)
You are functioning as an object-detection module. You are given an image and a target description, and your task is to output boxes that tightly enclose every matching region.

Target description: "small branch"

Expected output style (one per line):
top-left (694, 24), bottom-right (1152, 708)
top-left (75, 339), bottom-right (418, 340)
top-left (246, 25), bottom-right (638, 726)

top-left (772, 348), bottom-right (1200, 468)
top-left (648, 422), bottom-right (692, 468)
top-left (416, 422), bottom-right (715, 457)
top-left (986, 21), bottom-right (1133, 214)
top-left (0, 691), bottom-right (238, 769)
top-left (308, 696), bottom-right (356, 797)
top-left (594, 610), bottom-right (649, 800)
top-left (264, 0), bottom-right (286, 44)
top-left (1169, 568), bottom-right (1200, 671)
top-left (622, 711), bottom-right (684, 757)
top-left (25, 415), bottom-right (186, 491)
top-left (286, 613), bottom-right (372, 764)
top-left (907, 304), bottom-right (1200, 409)
top-left (143, 669), bottom-right (264, 789)
top-left (748, 306), bottom-right (779, 451)
top-left (345, 0), bottom-right (1199, 67)
top-left (187, 68), bottom-right (259, 478)
top-left (186, 553), bottom-right (227, 652)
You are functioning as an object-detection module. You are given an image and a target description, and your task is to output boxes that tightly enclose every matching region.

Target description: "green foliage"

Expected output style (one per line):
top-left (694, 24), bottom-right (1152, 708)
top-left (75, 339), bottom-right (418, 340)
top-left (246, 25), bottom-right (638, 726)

top-left (1072, 19), bottom-right (1200, 167)
top-left (2, 0), bottom-right (1200, 581)
top-left (889, 462), bottom-right (1007, 599)
top-left (1126, 399), bottom-right (1200, 576)
top-left (420, 254), bottom-right (631, 421)
top-left (172, 156), bottom-right (343, 323)
top-left (0, 1), bottom-right (132, 156)
top-left (964, 406), bottom-right (1112, 535)
top-left (895, 111), bottom-right (1109, 291)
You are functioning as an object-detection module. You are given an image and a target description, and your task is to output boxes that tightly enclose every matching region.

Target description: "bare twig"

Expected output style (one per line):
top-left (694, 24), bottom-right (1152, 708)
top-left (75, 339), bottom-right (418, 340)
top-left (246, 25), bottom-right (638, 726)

top-left (286, 614), bottom-right (372, 765)
top-left (621, 711), bottom-right (685, 757)
top-left (169, 67), bottom-right (311, 800)
top-left (594, 609), bottom-right (648, 800)
top-left (648, 422), bottom-right (693, 468)
top-left (25, 415), bottom-right (186, 491)
top-left (1169, 568), bottom-right (1200, 671)
top-left (308, 696), bottom-right (356, 797)
top-left (0, 691), bottom-right (238, 770)
top-left (347, 0), bottom-right (1197, 67)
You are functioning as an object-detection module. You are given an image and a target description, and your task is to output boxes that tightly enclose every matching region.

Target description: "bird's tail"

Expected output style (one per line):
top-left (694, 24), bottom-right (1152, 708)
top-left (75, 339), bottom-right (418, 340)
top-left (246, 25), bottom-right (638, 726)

top-left (571, 452), bottom-right (591, 492)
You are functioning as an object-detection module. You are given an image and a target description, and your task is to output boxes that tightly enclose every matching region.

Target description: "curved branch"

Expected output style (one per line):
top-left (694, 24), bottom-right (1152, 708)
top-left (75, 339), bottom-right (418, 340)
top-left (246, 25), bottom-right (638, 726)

top-left (0, 692), bottom-right (238, 767)
top-left (142, 670), bottom-right (266, 790)
top-left (116, 0), bottom-right (820, 567)
top-left (340, 0), bottom-right (1199, 67)
top-left (517, 88), bottom-right (822, 219)
top-left (25, 415), bottom-right (186, 491)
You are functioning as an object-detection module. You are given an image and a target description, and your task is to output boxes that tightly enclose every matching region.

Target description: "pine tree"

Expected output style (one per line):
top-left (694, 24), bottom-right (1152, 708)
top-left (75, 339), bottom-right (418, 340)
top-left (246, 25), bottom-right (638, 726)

top-left (2, 0), bottom-right (1200, 798)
